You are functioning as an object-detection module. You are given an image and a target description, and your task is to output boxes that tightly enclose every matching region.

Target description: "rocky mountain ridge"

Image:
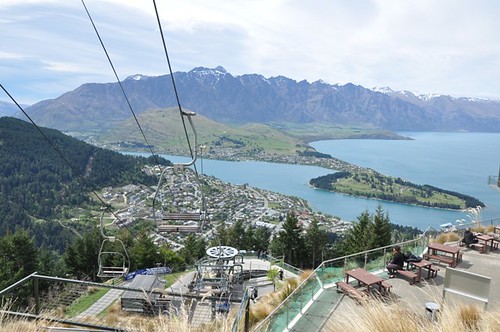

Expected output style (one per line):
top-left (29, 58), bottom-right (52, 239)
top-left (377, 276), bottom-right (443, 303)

top-left (17, 66), bottom-right (500, 133)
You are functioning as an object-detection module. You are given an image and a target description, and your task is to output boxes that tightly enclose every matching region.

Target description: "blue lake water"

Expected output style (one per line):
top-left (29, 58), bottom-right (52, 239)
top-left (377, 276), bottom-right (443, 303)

top-left (131, 132), bottom-right (500, 230)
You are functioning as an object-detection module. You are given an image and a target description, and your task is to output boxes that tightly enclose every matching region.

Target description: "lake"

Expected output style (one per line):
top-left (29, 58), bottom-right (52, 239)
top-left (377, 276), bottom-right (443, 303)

top-left (132, 132), bottom-right (500, 230)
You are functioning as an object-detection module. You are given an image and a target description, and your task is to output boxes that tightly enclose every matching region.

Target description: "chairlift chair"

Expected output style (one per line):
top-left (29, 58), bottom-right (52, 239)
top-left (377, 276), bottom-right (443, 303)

top-left (153, 111), bottom-right (207, 233)
top-left (97, 210), bottom-right (131, 278)
top-left (154, 166), bottom-right (205, 233)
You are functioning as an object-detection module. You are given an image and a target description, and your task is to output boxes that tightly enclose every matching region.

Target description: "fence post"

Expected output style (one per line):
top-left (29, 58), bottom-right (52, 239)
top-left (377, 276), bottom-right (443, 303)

top-left (244, 296), bottom-right (250, 332)
top-left (286, 301), bottom-right (289, 327)
top-left (34, 276), bottom-right (40, 315)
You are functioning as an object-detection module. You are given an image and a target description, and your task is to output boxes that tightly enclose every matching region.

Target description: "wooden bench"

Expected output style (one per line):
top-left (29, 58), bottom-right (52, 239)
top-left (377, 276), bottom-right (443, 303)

top-left (459, 240), bottom-right (486, 253)
top-left (397, 270), bottom-right (418, 285)
top-left (470, 243), bottom-right (486, 253)
top-left (423, 254), bottom-right (455, 267)
top-left (336, 281), bottom-right (367, 301)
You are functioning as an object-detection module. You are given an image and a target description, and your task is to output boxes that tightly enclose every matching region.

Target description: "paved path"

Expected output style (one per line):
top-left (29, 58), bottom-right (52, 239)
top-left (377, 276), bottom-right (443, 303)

top-left (76, 288), bottom-right (124, 320)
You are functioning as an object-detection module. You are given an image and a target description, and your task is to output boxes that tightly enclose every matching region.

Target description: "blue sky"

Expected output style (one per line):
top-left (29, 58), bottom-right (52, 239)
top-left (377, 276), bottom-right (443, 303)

top-left (2, 0), bottom-right (500, 105)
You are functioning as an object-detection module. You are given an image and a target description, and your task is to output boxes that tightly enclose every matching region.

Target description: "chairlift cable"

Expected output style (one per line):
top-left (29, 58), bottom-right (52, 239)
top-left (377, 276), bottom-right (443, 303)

top-left (80, 0), bottom-right (161, 167)
top-left (152, 0), bottom-right (197, 170)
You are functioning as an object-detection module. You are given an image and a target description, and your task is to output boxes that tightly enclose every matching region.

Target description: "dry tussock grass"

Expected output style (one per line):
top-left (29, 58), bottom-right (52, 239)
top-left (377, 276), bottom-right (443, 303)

top-left (472, 225), bottom-right (486, 234)
top-left (4, 294), bottom-right (500, 332)
top-left (446, 232), bottom-right (460, 242)
top-left (436, 232), bottom-right (460, 244)
top-left (248, 269), bottom-right (312, 327)
top-left (327, 296), bottom-right (500, 332)
top-left (0, 301), bottom-right (237, 332)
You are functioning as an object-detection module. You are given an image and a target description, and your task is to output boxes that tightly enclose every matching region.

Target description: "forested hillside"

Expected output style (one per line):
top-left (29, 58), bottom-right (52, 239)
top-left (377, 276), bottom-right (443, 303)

top-left (0, 117), bottom-right (168, 250)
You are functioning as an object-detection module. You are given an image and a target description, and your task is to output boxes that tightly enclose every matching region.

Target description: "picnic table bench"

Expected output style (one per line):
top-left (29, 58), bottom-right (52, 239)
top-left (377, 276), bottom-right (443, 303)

top-left (423, 253), bottom-right (455, 266)
top-left (381, 280), bottom-right (393, 293)
top-left (470, 242), bottom-right (486, 253)
top-left (477, 234), bottom-right (498, 252)
top-left (397, 270), bottom-right (418, 285)
top-left (336, 281), bottom-right (367, 302)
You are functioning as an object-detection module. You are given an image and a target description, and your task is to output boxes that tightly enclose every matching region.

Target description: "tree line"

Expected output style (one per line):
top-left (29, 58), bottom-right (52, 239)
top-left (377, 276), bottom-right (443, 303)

top-left (0, 205), bottom-right (421, 290)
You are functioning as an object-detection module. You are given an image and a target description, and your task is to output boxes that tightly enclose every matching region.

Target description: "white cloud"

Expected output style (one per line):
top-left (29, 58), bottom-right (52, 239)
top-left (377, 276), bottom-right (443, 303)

top-left (0, 51), bottom-right (26, 60)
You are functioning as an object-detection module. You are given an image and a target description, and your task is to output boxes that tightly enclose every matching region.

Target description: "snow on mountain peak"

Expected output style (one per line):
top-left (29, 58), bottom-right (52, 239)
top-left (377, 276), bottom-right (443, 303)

top-left (372, 86), bottom-right (394, 94)
top-left (372, 87), bottom-right (446, 101)
top-left (126, 74), bottom-right (149, 81)
top-left (190, 66), bottom-right (228, 77)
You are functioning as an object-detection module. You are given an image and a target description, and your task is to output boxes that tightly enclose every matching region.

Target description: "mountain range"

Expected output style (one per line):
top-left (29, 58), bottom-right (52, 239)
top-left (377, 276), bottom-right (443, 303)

top-left (11, 66), bottom-right (500, 134)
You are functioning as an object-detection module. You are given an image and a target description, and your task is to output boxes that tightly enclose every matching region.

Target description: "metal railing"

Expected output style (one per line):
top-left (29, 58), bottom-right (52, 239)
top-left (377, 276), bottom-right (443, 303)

top-left (0, 273), bottom-right (230, 331)
top-left (232, 287), bottom-right (251, 332)
top-left (265, 254), bottom-right (303, 276)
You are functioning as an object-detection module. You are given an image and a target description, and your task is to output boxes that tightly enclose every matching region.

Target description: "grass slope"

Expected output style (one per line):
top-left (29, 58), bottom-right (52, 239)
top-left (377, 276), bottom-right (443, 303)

top-left (98, 107), bottom-right (308, 155)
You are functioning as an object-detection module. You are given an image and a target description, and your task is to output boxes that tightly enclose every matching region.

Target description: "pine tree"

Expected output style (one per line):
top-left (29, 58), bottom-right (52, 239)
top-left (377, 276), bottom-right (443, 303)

top-left (341, 210), bottom-right (374, 255)
top-left (0, 229), bottom-right (38, 290)
top-left (270, 212), bottom-right (304, 267)
top-left (227, 220), bottom-right (245, 249)
top-left (371, 204), bottom-right (392, 249)
top-left (210, 221), bottom-right (229, 247)
top-left (180, 233), bottom-right (206, 265)
top-left (242, 225), bottom-right (255, 251)
top-left (130, 231), bottom-right (161, 270)
top-left (64, 225), bottom-right (100, 281)
top-left (254, 226), bottom-right (272, 254)
top-left (305, 219), bottom-right (328, 268)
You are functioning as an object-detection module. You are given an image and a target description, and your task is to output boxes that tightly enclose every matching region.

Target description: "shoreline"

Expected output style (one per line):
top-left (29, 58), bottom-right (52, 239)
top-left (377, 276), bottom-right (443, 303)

top-left (121, 149), bottom-right (483, 212)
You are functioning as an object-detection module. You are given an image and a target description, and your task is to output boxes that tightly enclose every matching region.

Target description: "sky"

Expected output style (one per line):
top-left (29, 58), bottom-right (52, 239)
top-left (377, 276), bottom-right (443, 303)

top-left (2, 0), bottom-right (500, 105)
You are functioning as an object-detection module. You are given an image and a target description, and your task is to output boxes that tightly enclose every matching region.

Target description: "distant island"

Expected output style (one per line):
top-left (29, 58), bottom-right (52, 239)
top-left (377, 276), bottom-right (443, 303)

top-left (309, 170), bottom-right (484, 210)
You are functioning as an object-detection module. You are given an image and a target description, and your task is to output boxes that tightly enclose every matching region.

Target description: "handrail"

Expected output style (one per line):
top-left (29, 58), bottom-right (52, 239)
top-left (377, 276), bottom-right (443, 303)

top-left (0, 272), bottom-right (38, 296)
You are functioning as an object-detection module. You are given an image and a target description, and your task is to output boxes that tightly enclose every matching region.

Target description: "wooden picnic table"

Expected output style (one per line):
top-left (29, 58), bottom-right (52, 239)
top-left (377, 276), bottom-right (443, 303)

top-left (345, 268), bottom-right (384, 292)
top-left (410, 259), bottom-right (434, 282)
top-left (426, 243), bottom-right (462, 267)
top-left (477, 234), bottom-right (497, 251)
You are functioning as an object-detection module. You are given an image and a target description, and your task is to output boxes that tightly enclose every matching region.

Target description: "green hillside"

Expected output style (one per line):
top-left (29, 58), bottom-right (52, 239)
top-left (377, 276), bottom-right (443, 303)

top-left (98, 107), bottom-right (309, 155)
top-left (268, 122), bottom-right (412, 143)
top-left (0, 116), bottom-right (167, 250)
top-left (96, 107), bottom-right (409, 157)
